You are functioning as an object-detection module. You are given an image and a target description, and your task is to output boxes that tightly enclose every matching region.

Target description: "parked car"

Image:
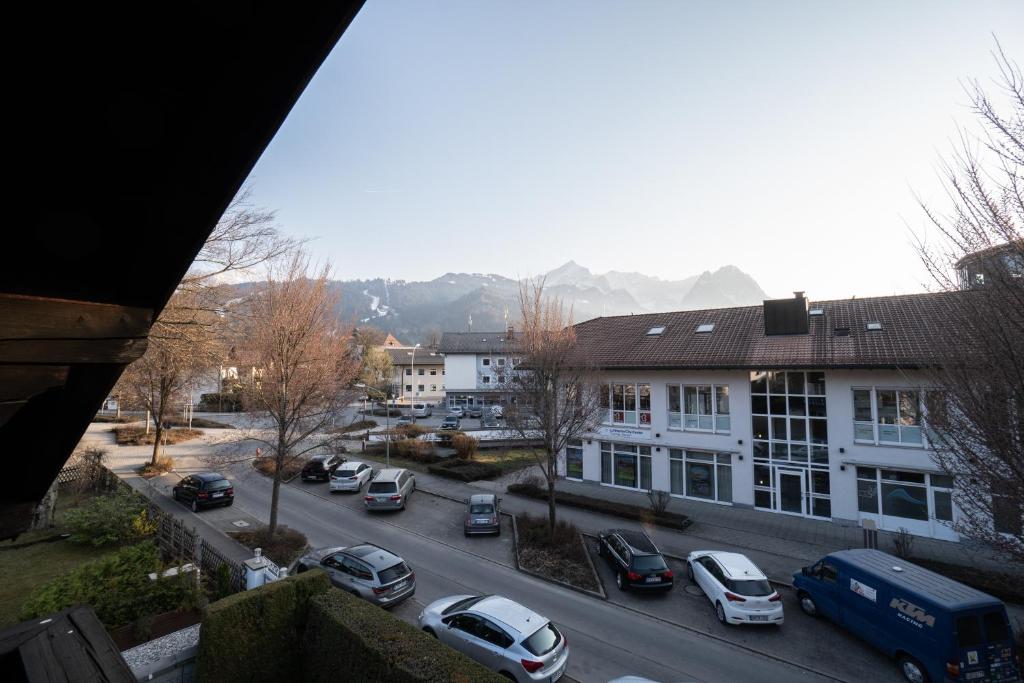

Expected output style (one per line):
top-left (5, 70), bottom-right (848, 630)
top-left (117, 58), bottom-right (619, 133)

top-left (301, 453), bottom-right (344, 482)
top-left (364, 468), bottom-right (416, 511)
top-left (292, 543), bottom-right (415, 608)
top-left (597, 529), bottom-right (673, 592)
top-left (467, 406), bottom-right (483, 418)
top-left (687, 550), bottom-right (783, 626)
top-left (418, 594), bottom-right (569, 683)
top-left (329, 461), bottom-right (374, 492)
top-left (439, 415), bottom-right (461, 431)
top-left (411, 402), bottom-right (432, 418)
top-left (464, 493), bottom-right (501, 536)
top-left (489, 405), bottom-right (504, 418)
top-left (481, 414), bottom-right (499, 429)
top-left (447, 406), bottom-right (465, 418)
top-left (172, 472), bottom-right (233, 512)
top-left (396, 415), bottom-right (414, 426)
top-left (793, 549), bottom-right (1020, 683)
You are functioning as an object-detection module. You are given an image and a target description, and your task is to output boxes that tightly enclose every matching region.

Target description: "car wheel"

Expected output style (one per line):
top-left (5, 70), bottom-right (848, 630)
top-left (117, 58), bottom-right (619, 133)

top-left (423, 627), bottom-right (436, 638)
top-left (798, 592), bottom-right (818, 617)
top-left (716, 602), bottom-right (728, 625)
top-left (686, 562), bottom-right (694, 581)
top-left (897, 655), bottom-right (929, 683)
top-left (498, 673), bottom-right (516, 681)
top-left (616, 572), bottom-right (628, 591)
top-left (190, 498), bottom-right (198, 513)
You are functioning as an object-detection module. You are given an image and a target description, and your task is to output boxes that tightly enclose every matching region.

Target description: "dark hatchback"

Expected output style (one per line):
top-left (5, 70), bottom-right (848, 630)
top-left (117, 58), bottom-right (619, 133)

top-left (301, 454), bottom-right (344, 482)
top-left (597, 528), bottom-right (674, 592)
top-left (172, 472), bottom-right (233, 512)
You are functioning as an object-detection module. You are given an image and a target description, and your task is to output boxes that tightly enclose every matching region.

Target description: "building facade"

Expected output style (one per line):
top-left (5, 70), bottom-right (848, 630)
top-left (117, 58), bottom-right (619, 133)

top-left (560, 292), bottom-right (973, 541)
top-left (385, 347), bottom-right (445, 403)
top-left (438, 331), bottom-right (522, 410)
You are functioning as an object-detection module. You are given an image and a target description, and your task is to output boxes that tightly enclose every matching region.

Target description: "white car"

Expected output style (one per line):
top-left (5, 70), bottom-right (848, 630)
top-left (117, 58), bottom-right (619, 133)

top-left (686, 551), bottom-right (784, 626)
top-left (329, 461), bottom-right (374, 492)
top-left (489, 405), bottom-right (504, 418)
top-left (418, 594), bottom-right (569, 683)
top-left (447, 406), bottom-right (465, 418)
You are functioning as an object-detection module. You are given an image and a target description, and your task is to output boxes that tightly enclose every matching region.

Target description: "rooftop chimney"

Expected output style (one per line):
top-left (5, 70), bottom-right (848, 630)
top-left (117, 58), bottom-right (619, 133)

top-left (763, 292), bottom-right (809, 335)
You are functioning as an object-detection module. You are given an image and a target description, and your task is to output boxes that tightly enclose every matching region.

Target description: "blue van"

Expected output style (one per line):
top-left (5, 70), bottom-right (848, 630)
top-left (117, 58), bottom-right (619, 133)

top-left (793, 549), bottom-right (1019, 683)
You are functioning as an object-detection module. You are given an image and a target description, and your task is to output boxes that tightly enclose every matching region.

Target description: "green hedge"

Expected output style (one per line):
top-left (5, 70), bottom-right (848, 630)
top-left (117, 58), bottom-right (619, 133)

top-left (196, 569), bottom-right (330, 683)
top-left (507, 482), bottom-right (691, 530)
top-left (302, 590), bottom-right (506, 683)
top-left (427, 459), bottom-right (502, 482)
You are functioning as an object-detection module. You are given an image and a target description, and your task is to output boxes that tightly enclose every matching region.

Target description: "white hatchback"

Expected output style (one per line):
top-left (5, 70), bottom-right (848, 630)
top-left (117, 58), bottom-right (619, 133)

top-left (686, 551), bottom-right (784, 626)
top-left (329, 461), bottom-right (374, 492)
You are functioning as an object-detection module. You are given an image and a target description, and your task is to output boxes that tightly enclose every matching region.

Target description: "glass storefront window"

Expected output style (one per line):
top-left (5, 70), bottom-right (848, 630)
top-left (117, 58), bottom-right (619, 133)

top-left (614, 453), bottom-right (637, 487)
top-left (857, 477), bottom-right (879, 513)
top-left (565, 442), bottom-right (583, 480)
top-left (933, 490), bottom-right (952, 522)
top-left (670, 449), bottom-right (731, 503)
top-left (881, 482), bottom-right (929, 521)
top-left (685, 462), bottom-right (714, 499)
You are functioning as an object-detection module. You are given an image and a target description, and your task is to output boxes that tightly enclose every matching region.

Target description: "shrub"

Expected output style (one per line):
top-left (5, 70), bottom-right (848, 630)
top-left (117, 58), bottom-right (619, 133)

top-left (893, 527), bottom-right (915, 560)
top-left (515, 514), bottom-right (600, 593)
top-left (302, 589), bottom-right (505, 683)
top-left (393, 438), bottom-right (438, 463)
top-left (647, 489), bottom-right (671, 515)
top-left (452, 433), bottom-right (480, 460)
top-left (231, 526), bottom-right (309, 566)
top-left (330, 419), bottom-right (377, 434)
top-left (137, 455), bottom-right (175, 478)
top-left (64, 489), bottom-right (152, 546)
top-left (19, 541), bottom-right (200, 630)
top-left (427, 459), bottom-right (501, 482)
top-left (196, 570), bottom-right (331, 683)
top-left (254, 455), bottom-right (304, 479)
top-left (507, 482), bottom-right (691, 531)
top-left (395, 423), bottom-right (430, 438)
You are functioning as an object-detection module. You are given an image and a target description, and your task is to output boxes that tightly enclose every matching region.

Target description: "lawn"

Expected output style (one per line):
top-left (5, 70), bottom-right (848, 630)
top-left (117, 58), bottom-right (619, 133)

top-left (0, 536), bottom-right (113, 628)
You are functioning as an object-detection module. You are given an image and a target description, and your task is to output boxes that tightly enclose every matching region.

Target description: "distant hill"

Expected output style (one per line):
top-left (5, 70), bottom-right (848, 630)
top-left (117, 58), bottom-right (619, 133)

top-left (310, 262), bottom-right (769, 344)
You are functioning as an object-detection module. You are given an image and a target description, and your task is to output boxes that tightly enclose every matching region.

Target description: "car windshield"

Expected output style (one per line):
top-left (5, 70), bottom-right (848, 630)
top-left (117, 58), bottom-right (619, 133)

top-left (336, 469), bottom-right (356, 478)
top-left (726, 578), bottom-right (773, 596)
top-left (523, 622), bottom-right (560, 656)
top-left (368, 482), bottom-right (397, 494)
top-left (377, 561), bottom-right (410, 584)
top-left (442, 595), bottom-right (486, 615)
top-left (632, 555), bottom-right (668, 571)
top-left (469, 504), bottom-right (494, 514)
top-left (206, 479), bottom-right (231, 491)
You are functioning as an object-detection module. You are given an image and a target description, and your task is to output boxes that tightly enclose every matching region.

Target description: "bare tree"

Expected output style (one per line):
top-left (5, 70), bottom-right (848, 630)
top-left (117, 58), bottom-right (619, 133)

top-left (501, 278), bottom-right (605, 535)
top-left (916, 43), bottom-right (1024, 562)
top-left (238, 251), bottom-right (360, 536)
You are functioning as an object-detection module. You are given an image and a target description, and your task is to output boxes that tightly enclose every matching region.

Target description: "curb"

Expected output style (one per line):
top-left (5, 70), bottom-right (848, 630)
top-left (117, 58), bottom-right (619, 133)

top-left (510, 515), bottom-right (607, 601)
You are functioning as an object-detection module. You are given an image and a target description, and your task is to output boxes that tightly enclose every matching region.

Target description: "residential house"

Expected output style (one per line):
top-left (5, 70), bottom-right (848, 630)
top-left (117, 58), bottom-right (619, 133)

top-left (437, 331), bottom-right (522, 411)
top-left (386, 346), bottom-right (445, 403)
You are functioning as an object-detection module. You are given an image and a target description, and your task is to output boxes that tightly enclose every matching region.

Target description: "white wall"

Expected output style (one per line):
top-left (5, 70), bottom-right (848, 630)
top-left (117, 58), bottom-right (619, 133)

top-left (443, 354), bottom-right (478, 391)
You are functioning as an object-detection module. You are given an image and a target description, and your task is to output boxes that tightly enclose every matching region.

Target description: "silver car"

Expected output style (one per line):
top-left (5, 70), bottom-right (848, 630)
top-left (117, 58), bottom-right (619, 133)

top-left (418, 595), bottom-right (569, 683)
top-left (329, 461), bottom-right (374, 492)
top-left (364, 468), bottom-right (415, 511)
top-left (292, 543), bottom-right (415, 608)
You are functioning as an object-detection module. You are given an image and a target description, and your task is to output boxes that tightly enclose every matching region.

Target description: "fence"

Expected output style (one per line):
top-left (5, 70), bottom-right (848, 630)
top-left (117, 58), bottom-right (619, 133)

top-left (56, 462), bottom-right (248, 595)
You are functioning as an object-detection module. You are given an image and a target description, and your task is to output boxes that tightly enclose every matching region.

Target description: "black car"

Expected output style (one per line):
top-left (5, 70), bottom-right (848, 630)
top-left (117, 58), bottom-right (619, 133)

top-left (301, 454), bottom-right (344, 481)
top-left (466, 406), bottom-right (484, 418)
top-left (173, 472), bottom-right (233, 512)
top-left (597, 528), bottom-right (674, 592)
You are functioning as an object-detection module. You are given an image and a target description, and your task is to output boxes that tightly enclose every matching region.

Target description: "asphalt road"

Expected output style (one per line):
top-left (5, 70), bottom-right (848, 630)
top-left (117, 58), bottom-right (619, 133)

top-left (175, 460), bottom-right (840, 683)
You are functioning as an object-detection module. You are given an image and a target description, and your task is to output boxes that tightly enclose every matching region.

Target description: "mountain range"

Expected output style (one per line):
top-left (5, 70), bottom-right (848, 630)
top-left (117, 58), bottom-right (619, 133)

top-left (326, 262), bottom-right (769, 345)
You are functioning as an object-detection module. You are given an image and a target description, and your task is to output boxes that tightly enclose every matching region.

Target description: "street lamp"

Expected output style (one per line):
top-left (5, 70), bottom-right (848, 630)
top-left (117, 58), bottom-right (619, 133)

top-left (407, 343), bottom-right (421, 420)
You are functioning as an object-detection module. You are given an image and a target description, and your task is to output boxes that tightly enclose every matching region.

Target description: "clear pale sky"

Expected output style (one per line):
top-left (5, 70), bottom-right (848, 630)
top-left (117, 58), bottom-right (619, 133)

top-left (244, 0), bottom-right (1023, 300)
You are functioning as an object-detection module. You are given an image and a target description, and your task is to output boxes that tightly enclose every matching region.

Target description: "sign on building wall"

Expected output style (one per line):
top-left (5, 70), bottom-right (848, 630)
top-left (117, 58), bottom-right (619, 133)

top-left (596, 426), bottom-right (652, 441)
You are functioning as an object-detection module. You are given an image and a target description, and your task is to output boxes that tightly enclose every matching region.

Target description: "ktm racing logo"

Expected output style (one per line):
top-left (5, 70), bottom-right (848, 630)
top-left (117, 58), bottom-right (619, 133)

top-left (890, 597), bottom-right (936, 628)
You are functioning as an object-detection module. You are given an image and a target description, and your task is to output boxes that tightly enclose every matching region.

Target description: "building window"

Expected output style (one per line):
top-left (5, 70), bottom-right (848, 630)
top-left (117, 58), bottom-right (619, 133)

top-left (418, 368), bottom-right (424, 376)
top-left (430, 384), bottom-right (437, 392)
top-left (607, 383), bottom-right (651, 426)
top-left (405, 384), bottom-right (412, 393)
top-left (497, 358), bottom-right (506, 366)
top-left (856, 467), bottom-right (954, 524)
top-left (512, 357), bottom-right (521, 366)
top-left (667, 384), bottom-right (730, 433)
top-left (482, 358), bottom-right (490, 366)
top-left (852, 388), bottom-right (926, 446)
top-left (993, 482), bottom-right (1022, 535)
top-left (430, 369), bottom-right (437, 376)
top-left (565, 440), bottom-right (583, 480)
top-left (497, 374), bottom-right (505, 383)
top-left (482, 376), bottom-right (490, 384)
top-left (417, 384), bottom-right (424, 392)
top-left (600, 442), bottom-right (652, 490)
top-left (405, 368), bottom-right (412, 376)
top-left (669, 450), bottom-right (732, 503)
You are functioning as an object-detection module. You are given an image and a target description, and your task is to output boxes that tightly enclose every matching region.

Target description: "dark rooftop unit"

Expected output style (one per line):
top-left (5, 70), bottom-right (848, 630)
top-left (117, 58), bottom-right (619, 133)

top-left (763, 291), bottom-right (810, 336)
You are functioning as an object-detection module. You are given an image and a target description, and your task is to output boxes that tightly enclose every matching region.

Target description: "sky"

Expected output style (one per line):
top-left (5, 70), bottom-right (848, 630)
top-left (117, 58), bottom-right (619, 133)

top-left (244, 0), bottom-right (1024, 300)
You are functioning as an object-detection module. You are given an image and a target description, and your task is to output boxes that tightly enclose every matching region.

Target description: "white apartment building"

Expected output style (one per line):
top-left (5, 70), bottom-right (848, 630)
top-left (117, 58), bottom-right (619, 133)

top-left (437, 331), bottom-right (522, 410)
top-left (559, 292), bottom-right (983, 542)
top-left (385, 346), bottom-right (445, 403)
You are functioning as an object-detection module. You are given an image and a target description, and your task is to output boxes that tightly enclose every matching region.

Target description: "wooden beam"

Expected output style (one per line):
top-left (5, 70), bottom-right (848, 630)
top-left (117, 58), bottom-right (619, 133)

top-left (0, 338), bottom-right (148, 365)
top-left (0, 293), bottom-right (151, 341)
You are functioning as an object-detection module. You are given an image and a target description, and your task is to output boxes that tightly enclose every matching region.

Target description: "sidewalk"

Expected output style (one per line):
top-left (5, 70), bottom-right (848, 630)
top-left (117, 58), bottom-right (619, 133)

top-left (349, 444), bottom-right (1014, 586)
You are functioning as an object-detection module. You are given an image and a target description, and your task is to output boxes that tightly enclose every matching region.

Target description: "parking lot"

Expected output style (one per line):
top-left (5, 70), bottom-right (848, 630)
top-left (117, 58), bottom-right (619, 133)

top-left (585, 537), bottom-right (903, 682)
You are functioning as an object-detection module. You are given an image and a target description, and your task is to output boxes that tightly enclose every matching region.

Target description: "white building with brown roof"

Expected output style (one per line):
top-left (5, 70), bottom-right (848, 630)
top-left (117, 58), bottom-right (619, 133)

top-left (561, 291), bottom-right (977, 541)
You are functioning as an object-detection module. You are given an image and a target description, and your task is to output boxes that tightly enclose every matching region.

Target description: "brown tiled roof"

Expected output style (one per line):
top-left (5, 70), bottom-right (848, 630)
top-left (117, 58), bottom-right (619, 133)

top-left (438, 332), bottom-right (522, 355)
top-left (569, 291), bottom-right (967, 370)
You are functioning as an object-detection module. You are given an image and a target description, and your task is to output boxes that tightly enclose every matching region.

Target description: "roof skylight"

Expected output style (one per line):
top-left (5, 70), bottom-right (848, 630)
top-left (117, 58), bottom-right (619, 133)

top-left (695, 323), bottom-right (715, 333)
top-left (647, 325), bottom-right (666, 336)
top-left (866, 321), bottom-right (883, 331)
top-left (809, 308), bottom-right (824, 316)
